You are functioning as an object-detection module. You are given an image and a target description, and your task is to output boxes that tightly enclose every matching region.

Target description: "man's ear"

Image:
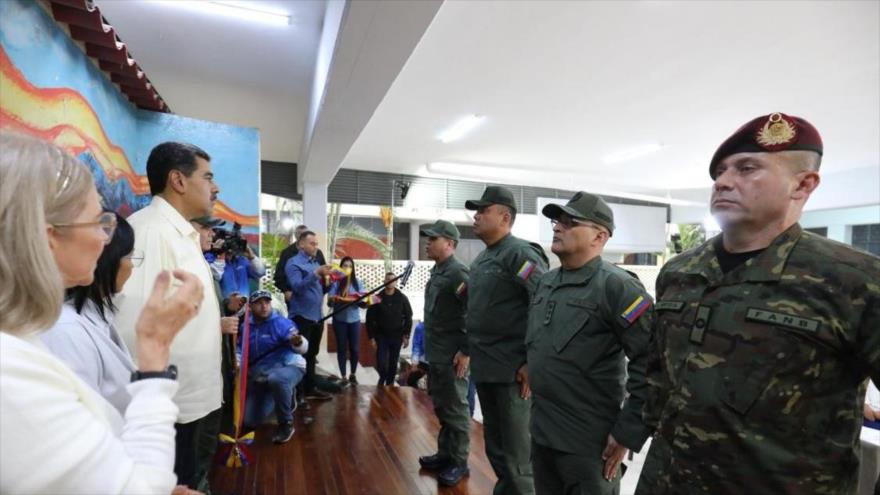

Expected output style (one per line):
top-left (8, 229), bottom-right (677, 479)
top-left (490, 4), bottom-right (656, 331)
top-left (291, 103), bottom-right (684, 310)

top-left (167, 169), bottom-right (187, 194)
top-left (792, 170), bottom-right (820, 201)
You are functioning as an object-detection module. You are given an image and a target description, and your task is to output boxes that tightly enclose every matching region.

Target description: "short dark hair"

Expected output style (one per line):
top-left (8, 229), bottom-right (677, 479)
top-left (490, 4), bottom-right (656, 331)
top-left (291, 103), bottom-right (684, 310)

top-left (146, 142), bottom-right (211, 195)
top-left (298, 230), bottom-right (316, 243)
top-left (385, 271), bottom-right (396, 278)
top-left (66, 212), bottom-right (134, 321)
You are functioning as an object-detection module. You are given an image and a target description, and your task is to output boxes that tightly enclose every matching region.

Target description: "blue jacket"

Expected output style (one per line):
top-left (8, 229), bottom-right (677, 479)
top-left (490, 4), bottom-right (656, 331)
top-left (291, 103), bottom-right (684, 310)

top-left (328, 278), bottom-right (363, 324)
top-left (219, 255), bottom-right (265, 299)
top-left (411, 322), bottom-right (426, 363)
top-left (285, 251), bottom-right (323, 321)
top-left (236, 310), bottom-right (308, 375)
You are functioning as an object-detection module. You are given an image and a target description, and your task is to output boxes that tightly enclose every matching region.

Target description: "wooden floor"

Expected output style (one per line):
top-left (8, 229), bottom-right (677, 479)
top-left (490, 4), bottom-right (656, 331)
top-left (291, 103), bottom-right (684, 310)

top-left (209, 385), bottom-right (497, 495)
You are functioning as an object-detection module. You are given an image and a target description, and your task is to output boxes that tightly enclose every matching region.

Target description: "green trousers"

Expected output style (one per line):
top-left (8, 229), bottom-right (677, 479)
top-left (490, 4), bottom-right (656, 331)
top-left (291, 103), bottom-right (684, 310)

top-left (532, 440), bottom-right (622, 495)
top-left (476, 382), bottom-right (535, 495)
top-left (428, 363), bottom-right (471, 465)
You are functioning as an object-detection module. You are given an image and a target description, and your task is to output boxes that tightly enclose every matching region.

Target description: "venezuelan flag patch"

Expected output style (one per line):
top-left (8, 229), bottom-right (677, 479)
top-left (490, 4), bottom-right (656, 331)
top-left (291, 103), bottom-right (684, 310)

top-left (455, 282), bottom-right (467, 297)
top-left (517, 260), bottom-right (536, 280)
top-left (620, 295), bottom-right (650, 324)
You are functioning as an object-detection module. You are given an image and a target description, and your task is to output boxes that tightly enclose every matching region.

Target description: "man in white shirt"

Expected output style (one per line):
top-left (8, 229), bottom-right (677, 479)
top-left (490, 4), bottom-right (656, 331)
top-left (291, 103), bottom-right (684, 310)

top-left (116, 142), bottom-right (222, 491)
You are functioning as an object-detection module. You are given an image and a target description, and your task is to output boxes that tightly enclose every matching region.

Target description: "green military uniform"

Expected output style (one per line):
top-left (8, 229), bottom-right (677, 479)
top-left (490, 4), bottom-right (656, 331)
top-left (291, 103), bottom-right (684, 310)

top-left (528, 192), bottom-right (654, 495)
top-left (636, 113), bottom-right (880, 494)
top-left (421, 220), bottom-right (472, 470)
top-left (465, 186), bottom-right (549, 495)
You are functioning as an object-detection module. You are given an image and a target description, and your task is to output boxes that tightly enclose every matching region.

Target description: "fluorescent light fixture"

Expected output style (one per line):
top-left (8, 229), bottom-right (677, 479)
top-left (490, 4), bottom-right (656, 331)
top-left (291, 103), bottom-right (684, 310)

top-left (602, 143), bottom-right (666, 164)
top-left (154, 1), bottom-right (291, 26)
top-left (437, 115), bottom-right (486, 143)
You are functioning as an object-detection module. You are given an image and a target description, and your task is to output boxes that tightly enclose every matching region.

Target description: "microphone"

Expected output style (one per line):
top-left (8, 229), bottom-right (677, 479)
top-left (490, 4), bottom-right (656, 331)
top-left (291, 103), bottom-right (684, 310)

top-left (400, 260), bottom-right (415, 288)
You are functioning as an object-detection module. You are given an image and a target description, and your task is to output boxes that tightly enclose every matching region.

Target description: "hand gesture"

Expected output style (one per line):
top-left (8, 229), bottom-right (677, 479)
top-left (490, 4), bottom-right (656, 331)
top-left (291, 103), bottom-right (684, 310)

top-left (135, 270), bottom-right (204, 372)
top-left (370, 338), bottom-right (377, 350)
top-left (315, 265), bottom-right (332, 278)
top-left (291, 334), bottom-right (304, 346)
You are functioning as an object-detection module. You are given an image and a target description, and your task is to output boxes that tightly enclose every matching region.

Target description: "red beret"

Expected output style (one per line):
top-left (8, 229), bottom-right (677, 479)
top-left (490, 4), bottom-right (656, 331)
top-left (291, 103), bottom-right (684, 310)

top-left (709, 112), bottom-right (823, 179)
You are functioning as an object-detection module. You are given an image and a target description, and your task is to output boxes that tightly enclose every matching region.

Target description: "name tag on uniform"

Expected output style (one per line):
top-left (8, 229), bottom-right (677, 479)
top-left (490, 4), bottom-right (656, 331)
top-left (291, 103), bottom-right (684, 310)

top-left (565, 299), bottom-right (596, 309)
top-left (745, 308), bottom-right (821, 333)
top-left (655, 301), bottom-right (685, 312)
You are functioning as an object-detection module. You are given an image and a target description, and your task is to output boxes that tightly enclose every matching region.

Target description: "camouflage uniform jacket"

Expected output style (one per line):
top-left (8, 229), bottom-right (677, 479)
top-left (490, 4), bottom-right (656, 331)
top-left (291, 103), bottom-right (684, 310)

top-left (637, 223), bottom-right (880, 494)
top-left (466, 233), bottom-right (549, 383)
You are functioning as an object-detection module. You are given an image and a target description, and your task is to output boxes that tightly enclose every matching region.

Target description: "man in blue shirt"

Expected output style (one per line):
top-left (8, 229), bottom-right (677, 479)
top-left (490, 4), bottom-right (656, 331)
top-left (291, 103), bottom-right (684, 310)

top-left (285, 230), bottom-right (332, 400)
top-left (237, 290), bottom-right (308, 444)
top-left (218, 243), bottom-right (266, 299)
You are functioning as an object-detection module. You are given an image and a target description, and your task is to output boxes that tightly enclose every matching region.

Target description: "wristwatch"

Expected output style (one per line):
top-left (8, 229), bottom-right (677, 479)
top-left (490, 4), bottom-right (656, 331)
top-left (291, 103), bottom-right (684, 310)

top-left (131, 364), bottom-right (178, 382)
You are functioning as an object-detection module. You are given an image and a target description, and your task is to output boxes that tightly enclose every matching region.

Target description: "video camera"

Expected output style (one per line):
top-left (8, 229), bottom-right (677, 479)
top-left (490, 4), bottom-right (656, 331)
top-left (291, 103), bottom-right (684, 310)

top-left (212, 222), bottom-right (248, 257)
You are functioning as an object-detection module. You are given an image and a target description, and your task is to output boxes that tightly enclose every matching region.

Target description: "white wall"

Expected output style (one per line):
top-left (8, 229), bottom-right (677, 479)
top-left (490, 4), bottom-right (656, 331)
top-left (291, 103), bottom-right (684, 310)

top-left (147, 70), bottom-right (307, 163)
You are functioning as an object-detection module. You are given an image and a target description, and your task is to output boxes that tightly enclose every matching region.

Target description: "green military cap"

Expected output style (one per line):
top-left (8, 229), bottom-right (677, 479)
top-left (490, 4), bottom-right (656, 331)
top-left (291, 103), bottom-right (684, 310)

top-left (420, 220), bottom-right (460, 242)
top-left (542, 191), bottom-right (615, 235)
top-left (191, 215), bottom-right (226, 227)
top-left (464, 185), bottom-right (518, 212)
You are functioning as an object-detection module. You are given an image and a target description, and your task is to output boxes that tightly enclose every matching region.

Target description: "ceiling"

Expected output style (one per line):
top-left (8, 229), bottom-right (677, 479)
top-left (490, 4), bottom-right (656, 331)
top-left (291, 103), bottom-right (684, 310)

top-left (95, 0), bottom-right (326, 162)
top-left (342, 0), bottom-right (880, 201)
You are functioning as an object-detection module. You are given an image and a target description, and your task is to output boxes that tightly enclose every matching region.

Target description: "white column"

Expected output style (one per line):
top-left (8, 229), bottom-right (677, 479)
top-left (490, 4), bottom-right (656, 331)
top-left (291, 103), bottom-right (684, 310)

top-left (303, 181), bottom-right (329, 251)
top-left (409, 222), bottom-right (421, 261)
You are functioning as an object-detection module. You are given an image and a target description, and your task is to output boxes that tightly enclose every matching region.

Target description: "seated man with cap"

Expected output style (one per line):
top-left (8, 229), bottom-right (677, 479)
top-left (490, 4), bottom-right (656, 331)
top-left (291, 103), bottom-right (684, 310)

top-left (236, 290), bottom-right (308, 444)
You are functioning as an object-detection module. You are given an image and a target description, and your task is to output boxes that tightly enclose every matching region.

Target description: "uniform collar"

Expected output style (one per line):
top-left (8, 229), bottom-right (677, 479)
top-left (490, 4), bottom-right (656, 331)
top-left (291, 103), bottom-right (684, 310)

top-left (487, 233), bottom-right (514, 251)
top-left (151, 196), bottom-right (198, 240)
top-left (680, 223), bottom-right (802, 286)
top-left (432, 254), bottom-right (458, 274)
top-left (548, 255), bottom-right (603, 288)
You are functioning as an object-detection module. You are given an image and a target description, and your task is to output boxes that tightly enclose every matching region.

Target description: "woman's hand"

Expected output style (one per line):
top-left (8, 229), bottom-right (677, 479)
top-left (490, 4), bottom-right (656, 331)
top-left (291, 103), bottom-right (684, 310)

top-left (135, 270), bottom-right (204, 372)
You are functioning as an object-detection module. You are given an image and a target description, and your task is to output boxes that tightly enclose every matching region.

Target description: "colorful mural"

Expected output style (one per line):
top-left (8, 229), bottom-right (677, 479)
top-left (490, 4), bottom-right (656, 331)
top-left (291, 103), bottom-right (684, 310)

top-left (0, 0), bottom-right (259, 238)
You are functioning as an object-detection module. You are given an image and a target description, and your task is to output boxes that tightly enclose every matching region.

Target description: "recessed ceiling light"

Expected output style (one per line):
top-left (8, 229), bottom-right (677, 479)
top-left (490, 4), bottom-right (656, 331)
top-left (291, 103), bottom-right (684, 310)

top-left (602, 143), bottom-right (667, 164)
top-left (437, 115), bottom-right (486, 143)
top-left (153, 0), bottom-right (292, 26)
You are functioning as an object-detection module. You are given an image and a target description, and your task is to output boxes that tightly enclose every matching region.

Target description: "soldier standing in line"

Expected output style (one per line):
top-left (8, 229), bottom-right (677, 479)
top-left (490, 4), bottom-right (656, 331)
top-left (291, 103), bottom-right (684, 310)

top-left (417, 220), bottom-right (472, 487)
top-left (528, 191), bottom-right (654, 495)
top-left (464, 186), bottom-right (549, 495)
top-left (636, 113), bottom-right (880, 494)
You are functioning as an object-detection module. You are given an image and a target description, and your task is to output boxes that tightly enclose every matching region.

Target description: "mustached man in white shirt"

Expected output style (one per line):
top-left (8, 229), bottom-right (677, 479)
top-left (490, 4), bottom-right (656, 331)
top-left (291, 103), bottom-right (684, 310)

top-left (115, 141), bottom-right (223, 491)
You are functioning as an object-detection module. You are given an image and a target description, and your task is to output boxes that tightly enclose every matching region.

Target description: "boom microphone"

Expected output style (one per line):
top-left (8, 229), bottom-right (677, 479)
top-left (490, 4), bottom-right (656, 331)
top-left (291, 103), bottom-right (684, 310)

top-left (400, 260), bottom-right (415, 288)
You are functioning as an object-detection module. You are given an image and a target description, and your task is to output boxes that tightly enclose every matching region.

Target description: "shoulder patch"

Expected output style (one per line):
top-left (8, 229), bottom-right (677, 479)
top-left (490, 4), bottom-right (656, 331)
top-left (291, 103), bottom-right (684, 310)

top-left (517, 260), bottom-right (536, 280)
top-left (455, 282), bottom-right (467, 297)
top-left (620, 295), bottom-right (650, 324)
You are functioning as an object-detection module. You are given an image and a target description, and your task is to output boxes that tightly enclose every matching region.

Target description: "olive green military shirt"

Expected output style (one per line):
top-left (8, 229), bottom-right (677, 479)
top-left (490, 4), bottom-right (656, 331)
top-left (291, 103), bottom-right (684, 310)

top-left (466, 234), bottom-right (549, 383)
top-left (423, 255), bottom-right (469, 364)
top-left (527, 256), bottom-right (654, 455)
top-left (638, 224), bottom-right (880, 494)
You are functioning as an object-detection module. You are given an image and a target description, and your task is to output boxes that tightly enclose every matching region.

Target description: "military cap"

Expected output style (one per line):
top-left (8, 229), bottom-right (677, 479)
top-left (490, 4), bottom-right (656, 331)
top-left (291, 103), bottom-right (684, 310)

top-left (420, 220), bottom-right (461, 242)
top-left (542, 191), bottom-right (615, 235)
top-left (249, 289), bottom-right (273, 302)
top-left (710, 112), bottom-right (823, 179)
top-left (191, 215), bottom-right (226, 228)
top-left (464, 185), bottom-right (518, 212)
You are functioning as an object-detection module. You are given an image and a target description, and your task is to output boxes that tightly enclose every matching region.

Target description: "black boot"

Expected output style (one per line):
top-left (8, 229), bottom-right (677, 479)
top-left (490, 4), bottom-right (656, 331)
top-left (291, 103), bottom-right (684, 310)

top-left (437, 464), bottom-right (470, 486)
top-left (418, 453), bottom-right (451, 471)
top-left (272, 422), bottom-right (295, 444)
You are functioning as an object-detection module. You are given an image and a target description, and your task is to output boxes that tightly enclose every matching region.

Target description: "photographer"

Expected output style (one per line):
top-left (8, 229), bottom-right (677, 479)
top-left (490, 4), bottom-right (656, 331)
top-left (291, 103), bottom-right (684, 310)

top-left (215, 223), bottom-right (266, 300)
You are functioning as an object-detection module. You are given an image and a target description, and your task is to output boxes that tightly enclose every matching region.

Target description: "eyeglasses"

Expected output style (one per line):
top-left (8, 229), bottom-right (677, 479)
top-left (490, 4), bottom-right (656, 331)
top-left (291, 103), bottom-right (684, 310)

top-left (53, 211), bottom-right (118, 239)
top-left (126, 249), bottom-right (145, 267)
top-left (550, 217), bottom-right (594, 230)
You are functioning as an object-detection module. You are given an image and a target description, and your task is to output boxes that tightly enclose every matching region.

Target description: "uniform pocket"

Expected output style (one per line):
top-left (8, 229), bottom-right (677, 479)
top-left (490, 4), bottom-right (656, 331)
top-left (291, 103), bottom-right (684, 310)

top-left (552, 309), bottom-right (591, 353)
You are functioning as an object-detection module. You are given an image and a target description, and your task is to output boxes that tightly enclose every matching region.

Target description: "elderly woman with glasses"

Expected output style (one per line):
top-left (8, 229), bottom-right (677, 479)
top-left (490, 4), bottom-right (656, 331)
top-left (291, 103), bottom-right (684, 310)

top-left (41, 213), bottom-right (146, 413)
top-left (0, 132), bottom-right (204, 494)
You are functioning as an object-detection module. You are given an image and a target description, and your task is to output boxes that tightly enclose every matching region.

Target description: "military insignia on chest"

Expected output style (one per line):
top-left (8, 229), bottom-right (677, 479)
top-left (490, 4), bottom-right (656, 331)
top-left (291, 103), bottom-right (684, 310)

top-left (745, 308), bottom-right (820, 332)
top-left (543, 301), bottom-right (556, 325)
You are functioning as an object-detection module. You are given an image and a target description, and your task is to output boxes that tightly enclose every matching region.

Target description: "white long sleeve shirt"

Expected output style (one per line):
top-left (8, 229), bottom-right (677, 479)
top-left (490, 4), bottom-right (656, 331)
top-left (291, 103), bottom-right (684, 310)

top-left (115, 196), bottom-right (222, 423)
top-left (0, 332), bottom-right (179, 494)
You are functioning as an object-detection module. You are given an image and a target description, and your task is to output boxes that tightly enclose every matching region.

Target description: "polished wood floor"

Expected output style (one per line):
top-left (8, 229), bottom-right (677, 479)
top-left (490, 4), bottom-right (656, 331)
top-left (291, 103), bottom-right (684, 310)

top-left (209, 385), bottom-right (496, 495)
